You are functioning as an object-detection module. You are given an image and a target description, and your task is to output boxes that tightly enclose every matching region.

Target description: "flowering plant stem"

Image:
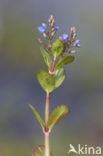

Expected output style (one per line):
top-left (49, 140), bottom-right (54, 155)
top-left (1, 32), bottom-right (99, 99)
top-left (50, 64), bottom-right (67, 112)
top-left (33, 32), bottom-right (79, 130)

top-left (45, 92), bottom-right (50, 156)
top-left (30, 15), bottom-right (80, 156)
top-left (45, 92), bottom-right (50, 127)
top-left (45, 58), bottom-right (55, 156)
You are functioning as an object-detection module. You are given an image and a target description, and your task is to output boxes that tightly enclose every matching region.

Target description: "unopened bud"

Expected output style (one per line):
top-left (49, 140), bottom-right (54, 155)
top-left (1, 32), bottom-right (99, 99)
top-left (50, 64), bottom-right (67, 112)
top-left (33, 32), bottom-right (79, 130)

top-left (71, 50), bottom-right (77, 54)
top-left (73, 33), bottom-right (76, 39)
top-left (51, 30), bottom-right (56, 37)
top-left (42, 23), bottom-right (46, 27)
top-left (71, 26), bottom-right (76, 33)
top-left (50, 15), bottom-right (54, 21)
top-left (51, 20), bottom-right (55, 27)
top-left (43, 33), bottom-right (47, 38)
top-left (49, 15), bottom-right (54, 24)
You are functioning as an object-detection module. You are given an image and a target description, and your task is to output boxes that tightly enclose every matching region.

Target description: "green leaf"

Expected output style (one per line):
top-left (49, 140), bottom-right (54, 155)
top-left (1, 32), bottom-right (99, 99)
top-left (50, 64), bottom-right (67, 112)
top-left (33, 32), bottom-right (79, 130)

top-left (55, 56), bottom-right (75, 70)
top-left (37, 70), bottom-right (55, 93)
top-left (54, 68), bottom-right (65, 89)
top-left (47, 105), bottom-right (70, 130)
top-left (40, 47), bottom-right (49, 67)
top-left (52, 39), bottom-right (64, 58)
top-left (32, 145), bottom-right (45, 156)
top-left (29, 104), bottom-right (45, 130)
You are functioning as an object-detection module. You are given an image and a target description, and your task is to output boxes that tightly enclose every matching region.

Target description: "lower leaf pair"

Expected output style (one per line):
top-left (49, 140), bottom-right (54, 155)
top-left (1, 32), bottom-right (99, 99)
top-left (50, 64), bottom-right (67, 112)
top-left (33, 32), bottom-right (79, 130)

top-left (32, 145), bottom-right (45, 156)
top-left (32, 145), bottom-right (53, 156)
top-left (29, 104), bottom-right (70, 132)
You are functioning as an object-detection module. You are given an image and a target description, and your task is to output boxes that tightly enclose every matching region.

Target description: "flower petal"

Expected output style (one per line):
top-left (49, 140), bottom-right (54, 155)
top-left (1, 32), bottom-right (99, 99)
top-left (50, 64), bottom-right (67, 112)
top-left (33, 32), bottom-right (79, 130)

top-left (61, 34), bottom-right (68, 41)
top-left (37, 25), bottom-right (47, 33)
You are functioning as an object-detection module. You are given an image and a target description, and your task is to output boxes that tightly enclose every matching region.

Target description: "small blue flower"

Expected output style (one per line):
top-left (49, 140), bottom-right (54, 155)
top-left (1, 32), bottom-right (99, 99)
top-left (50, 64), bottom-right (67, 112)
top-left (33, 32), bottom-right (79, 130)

top-left (61, 34), bottom-right (68, 41)
top-left (54, 25), bottom-right (59, 30)
top-left (75, 40), bottom-right (80, 44)
top-left (38, 25), bottom-right (47, 33)
top-left (75, 40), bottom-right (81, 48)
top-left (76, 44), bottom-right (81, 48)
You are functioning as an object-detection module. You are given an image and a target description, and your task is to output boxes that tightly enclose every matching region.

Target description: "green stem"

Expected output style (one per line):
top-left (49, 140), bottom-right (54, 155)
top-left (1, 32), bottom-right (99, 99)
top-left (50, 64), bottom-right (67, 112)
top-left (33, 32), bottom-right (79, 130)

top-left (48, 38), bottom-right (52, 70)
top-left (45, 36), bottom-right (56, 156)
top-left (45, 91), bottom-right (50, 156)
top-left (45, 131), bottom-right (50, 156)
top-left (45, 92), bottom-right (50, 126)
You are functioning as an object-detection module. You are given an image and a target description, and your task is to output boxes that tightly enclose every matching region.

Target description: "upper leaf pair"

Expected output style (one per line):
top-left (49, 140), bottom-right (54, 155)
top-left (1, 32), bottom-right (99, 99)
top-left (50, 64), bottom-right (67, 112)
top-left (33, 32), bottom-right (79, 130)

top-left (37, 69), bottom-right (65, 93)
top-left (41, 46), bottom-right (75, 70)
top-left (54, 55), bottom-right (75, 70)
top-left (52, 39), bottom-right (64, 58)
top-left (40, 47), bottom-right (50, 68)
top-left (37, 49), bottom-right (74, 92)
top-left (41, 39), bottom-right (64, 65)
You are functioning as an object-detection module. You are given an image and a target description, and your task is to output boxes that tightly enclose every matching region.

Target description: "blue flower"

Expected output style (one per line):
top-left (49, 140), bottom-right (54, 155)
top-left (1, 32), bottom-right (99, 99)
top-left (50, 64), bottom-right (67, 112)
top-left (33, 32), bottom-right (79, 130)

top-left (61, 34), bottom-right (68, 42)
top-left (75, 40), bottom-right (80, 44)
top-left (37, 25), bottom-right (47, 33)
top-left (76, 44), bottom-right (81, 48)
top-left (75, 40), bottom-right (81, 48)
top-left (54, 25), bottom-right (59, 30)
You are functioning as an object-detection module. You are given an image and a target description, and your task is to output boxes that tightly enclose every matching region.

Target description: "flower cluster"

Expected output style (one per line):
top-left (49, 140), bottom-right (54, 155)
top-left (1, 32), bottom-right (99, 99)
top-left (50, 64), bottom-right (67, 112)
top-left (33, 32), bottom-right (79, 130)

top-left (37, 15), bottom-right (80, 57)
top-left (60, 27), bottom-right (81, 47)
top-left (38, 15), bottom-right (59, 40)
top-left (59, 26), bottom-right (81, 55)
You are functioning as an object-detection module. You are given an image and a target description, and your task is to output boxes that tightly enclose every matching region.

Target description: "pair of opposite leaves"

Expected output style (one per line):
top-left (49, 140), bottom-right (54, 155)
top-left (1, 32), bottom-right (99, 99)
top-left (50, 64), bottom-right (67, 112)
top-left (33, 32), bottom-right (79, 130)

top-left (30, 104), bottom-right (70, 156)
top-left (30, 47), bottom-right (74, 131)
top-left (30, 103), bottom-right (70, 156)
top-left (38, 47), bottom-right (75, 93)
top-left (30, 46), bottom-right (74, 156)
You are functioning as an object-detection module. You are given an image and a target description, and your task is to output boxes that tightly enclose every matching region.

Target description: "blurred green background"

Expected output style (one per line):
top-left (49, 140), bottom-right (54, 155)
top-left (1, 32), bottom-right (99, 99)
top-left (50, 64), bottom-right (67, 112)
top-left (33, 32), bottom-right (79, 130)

top-left (0, 0), bottom-right (103, 156)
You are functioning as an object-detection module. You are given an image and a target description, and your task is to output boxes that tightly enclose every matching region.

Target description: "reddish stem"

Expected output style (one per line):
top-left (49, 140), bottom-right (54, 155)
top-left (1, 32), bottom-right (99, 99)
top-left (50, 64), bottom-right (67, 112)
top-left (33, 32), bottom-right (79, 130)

top-left (45, 92), bottom-right (50, 127)
top-left (50, 57), bottom-right (56, 73)
top-left (45, 92), bottom-right (50, 156)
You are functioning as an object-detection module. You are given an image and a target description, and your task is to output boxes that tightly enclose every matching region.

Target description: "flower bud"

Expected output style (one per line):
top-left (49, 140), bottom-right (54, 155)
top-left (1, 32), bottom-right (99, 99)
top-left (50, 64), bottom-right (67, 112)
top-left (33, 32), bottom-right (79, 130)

top-left (71, 26), bottom-right (76, 33)
top-left (49, 15), bottom-right (54, 25)
top-left (71, 50), bottom-right (77, 54)
top-left (51, 31), bottom-right (56, 37)
top-left (43, 33), bottom-right (47, 38)
top-left (73, 33), bottom-right (76, 39)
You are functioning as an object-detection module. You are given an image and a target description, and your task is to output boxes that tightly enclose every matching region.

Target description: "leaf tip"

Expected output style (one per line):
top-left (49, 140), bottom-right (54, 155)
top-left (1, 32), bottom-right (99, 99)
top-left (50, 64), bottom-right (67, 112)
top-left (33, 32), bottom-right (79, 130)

top-left (28, 104), bottom-right (33, 109)
top-left (63, 104), bottom-right (70, 114)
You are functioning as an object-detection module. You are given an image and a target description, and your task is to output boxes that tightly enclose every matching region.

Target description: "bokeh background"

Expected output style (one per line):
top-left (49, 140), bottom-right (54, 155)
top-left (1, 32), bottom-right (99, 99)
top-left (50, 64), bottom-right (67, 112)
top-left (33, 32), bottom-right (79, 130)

top-left (0, 0), bottom-right (103, 156)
